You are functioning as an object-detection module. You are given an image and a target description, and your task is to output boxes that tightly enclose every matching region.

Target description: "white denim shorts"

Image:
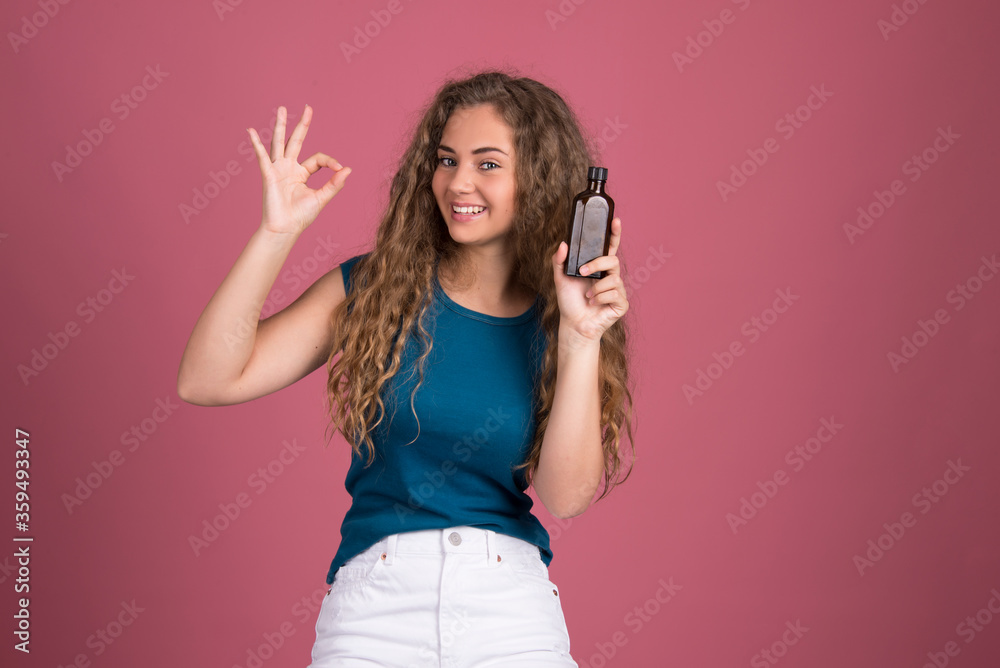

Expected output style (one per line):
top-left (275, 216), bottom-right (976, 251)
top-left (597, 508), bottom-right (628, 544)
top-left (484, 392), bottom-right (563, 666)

top-left (307, 525), bottom-right (578, 667)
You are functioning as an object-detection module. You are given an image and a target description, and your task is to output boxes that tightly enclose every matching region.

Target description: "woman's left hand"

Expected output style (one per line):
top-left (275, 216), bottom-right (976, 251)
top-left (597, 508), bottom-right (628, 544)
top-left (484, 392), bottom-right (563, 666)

top-left (552, 216), bottom-right (629, 346)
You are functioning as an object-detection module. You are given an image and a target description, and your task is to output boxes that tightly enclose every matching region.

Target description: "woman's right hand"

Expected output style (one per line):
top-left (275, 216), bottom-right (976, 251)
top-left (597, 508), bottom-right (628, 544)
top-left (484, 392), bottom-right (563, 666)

top-left (247, 104), bottom-right (352, 237)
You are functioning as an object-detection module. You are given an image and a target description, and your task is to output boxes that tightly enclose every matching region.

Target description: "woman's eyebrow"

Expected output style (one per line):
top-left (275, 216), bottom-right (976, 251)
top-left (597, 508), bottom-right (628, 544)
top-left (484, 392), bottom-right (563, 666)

top-left (437, 144), bottom-right (509, 156)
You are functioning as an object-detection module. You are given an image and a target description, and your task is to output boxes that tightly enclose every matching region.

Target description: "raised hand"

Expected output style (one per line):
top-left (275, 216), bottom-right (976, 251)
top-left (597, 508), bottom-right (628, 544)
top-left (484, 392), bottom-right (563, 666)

top-left (247, 104), bottom-right (351, 237)
top-left (551, 216), bottom-right (630, 347)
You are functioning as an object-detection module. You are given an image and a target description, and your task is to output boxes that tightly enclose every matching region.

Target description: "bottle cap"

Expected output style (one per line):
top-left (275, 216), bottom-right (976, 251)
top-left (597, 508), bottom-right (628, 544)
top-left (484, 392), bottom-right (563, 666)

top-left (588, 166), bottom-right (608, 181)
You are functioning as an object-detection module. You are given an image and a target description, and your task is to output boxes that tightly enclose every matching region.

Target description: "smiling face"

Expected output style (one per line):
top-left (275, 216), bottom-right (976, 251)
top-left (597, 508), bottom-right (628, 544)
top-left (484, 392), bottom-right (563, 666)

top-left (432, 104), bottom-right (517, 254)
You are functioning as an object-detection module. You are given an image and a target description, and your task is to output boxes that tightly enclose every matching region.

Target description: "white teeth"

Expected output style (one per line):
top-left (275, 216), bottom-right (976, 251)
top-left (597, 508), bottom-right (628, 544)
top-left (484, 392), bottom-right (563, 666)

top-left (453, 205), bottom-right (485, 214)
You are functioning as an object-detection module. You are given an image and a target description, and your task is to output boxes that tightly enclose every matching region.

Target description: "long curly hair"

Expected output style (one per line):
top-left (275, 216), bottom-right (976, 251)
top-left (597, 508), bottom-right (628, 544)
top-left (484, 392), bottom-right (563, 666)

top-left (322, 67), bottom-right (635, 504)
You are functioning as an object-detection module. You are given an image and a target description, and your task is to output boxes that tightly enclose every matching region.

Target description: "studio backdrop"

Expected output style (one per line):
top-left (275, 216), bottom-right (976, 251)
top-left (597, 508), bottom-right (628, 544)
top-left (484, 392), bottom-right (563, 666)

top-left (2, 1), bottom-right (999, 666)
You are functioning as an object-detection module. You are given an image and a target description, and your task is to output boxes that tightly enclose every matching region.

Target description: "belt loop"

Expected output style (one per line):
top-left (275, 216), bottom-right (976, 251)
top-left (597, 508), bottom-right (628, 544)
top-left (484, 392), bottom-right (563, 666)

top-left (486, 529), bottom-right (500, 568)
top-left (383, 534), bottom-right (397, 566)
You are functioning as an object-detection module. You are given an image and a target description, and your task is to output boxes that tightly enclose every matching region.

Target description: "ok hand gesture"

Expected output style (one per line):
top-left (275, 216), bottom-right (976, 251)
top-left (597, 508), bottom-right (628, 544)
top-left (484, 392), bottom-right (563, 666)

top-left (247, 104), bottom-right (352, 237)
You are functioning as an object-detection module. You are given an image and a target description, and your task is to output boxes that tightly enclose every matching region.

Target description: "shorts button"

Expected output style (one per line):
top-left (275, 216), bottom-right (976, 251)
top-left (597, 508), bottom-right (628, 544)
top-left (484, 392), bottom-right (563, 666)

top-left (448, 532), bottom-right (462, 545)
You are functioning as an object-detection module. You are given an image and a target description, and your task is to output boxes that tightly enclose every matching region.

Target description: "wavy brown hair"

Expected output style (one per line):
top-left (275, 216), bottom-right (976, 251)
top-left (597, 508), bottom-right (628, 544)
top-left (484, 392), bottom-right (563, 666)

top-left (322, 67), bottom-right (635, 504)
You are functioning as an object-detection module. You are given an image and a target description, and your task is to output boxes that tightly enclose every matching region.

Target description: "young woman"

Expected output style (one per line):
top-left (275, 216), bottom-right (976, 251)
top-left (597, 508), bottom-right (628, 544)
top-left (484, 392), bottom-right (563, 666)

top-left (177, 69), bottom-right (635, 666)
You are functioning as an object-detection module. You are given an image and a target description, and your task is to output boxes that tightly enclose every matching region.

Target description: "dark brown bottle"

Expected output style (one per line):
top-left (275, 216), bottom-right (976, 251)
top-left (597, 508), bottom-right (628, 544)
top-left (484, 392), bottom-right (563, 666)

top-left (565, 166), bottom-right (615, 279)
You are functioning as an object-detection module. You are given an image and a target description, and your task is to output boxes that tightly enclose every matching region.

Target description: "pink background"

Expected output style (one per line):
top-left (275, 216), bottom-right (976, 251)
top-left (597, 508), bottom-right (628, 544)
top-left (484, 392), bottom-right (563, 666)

top-left (3, 0), bottom-right (999, 666)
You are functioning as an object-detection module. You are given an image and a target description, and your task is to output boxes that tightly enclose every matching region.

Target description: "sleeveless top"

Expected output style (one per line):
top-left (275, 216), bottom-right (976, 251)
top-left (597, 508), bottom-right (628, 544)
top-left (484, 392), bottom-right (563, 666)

top-left (325, 253), bottom-right (553, 584)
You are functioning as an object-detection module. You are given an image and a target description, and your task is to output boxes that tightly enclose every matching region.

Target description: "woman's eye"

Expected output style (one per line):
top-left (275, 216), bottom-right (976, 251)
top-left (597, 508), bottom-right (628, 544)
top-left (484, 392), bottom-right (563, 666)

top-left (436, 157), bottom-right (500, 170)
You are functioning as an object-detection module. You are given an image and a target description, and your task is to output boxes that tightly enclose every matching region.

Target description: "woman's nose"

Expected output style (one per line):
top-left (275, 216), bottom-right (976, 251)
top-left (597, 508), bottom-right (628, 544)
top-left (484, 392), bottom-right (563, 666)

top-left (448, 165), bottom-right (476, 193)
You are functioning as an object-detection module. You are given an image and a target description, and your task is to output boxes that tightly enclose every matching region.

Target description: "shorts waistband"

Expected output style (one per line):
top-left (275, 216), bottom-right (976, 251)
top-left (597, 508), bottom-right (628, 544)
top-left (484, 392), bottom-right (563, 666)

top-left (364, 526), bottom-right (541, 568)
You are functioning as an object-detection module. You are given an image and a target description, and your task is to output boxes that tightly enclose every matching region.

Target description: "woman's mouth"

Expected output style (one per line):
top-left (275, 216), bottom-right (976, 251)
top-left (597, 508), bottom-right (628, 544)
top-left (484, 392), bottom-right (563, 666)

top-left (450, 204), bottom-right (487, 222)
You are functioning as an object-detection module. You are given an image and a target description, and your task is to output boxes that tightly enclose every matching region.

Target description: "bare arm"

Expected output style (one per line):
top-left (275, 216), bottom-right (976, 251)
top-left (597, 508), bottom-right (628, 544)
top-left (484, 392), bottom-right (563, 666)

top-left (176, 230), bottom-right (349, 405)
top-left (176, 104), bottom-right (352, 406)
top-left (532, 328), bottom-right (605, 519)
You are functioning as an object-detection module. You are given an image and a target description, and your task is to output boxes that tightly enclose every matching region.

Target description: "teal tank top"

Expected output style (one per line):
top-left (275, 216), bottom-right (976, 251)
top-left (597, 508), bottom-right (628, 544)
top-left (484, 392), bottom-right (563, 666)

top-left (325, 253), bottom-right (553, 584)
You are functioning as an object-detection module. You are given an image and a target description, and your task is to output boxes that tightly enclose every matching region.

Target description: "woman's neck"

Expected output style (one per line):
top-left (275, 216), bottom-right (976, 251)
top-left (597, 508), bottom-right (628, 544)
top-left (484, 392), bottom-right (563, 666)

top-left (437, 252), bottom-right (535, 317)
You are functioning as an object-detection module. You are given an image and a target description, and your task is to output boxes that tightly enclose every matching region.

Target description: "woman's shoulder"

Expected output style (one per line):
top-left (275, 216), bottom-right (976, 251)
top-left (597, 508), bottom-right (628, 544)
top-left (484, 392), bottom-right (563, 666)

top-left (339, 251), bottom-right (371, 294)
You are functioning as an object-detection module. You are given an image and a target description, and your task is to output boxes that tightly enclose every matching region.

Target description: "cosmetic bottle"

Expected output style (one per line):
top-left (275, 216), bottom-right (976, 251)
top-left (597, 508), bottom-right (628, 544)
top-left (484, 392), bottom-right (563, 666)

top-left (565, 166), bottom-right (615, 279)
